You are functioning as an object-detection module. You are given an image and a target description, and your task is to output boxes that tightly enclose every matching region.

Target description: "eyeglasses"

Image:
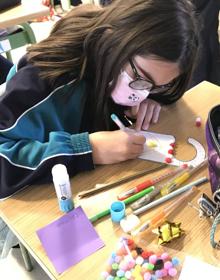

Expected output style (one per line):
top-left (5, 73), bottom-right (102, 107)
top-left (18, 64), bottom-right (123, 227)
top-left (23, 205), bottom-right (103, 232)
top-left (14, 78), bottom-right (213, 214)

top-left (128, 59), bottom-right (176, 94)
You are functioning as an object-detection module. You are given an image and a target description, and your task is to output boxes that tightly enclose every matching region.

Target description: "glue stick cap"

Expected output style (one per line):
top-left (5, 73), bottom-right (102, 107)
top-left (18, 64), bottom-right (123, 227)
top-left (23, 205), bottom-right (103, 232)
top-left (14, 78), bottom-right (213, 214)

top-left (59, 198), bottom-right (74, 212)
top-left (110, 201), bottom-right (125, 223)
top-left (52, 164), bottom-right (69, 183)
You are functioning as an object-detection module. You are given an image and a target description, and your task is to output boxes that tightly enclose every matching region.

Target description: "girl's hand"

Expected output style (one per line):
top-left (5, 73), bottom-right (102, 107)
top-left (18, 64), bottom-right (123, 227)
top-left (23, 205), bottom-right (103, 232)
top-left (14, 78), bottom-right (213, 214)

top-left (89, 130), bottom-right (146, 164)
top-left (125, 99), bottom-right (162, 131)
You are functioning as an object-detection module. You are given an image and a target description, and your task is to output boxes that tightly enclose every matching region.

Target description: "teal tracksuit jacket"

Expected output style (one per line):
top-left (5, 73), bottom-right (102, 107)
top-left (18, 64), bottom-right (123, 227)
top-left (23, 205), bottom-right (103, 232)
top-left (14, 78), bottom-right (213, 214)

top-left (0, 56), bottom-right (94, 198)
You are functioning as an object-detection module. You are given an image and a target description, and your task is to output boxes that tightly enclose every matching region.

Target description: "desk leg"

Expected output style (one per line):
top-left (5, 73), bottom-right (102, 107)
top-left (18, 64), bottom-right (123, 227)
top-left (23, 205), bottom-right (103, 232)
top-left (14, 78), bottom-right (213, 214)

top-left (19, 242), bottom-right (33, 271)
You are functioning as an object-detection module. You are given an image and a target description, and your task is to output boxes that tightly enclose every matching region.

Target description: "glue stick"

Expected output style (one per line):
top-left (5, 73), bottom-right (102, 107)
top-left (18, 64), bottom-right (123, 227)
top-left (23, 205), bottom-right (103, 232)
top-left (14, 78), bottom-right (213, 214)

top-left (51, 164), bottom-right (74, 213)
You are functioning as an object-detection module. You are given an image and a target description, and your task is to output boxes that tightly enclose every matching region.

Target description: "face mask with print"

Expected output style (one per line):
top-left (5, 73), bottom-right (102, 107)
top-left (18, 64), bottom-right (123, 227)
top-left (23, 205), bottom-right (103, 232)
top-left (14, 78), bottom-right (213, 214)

top-left (111, 71), bottom-right (150, 106)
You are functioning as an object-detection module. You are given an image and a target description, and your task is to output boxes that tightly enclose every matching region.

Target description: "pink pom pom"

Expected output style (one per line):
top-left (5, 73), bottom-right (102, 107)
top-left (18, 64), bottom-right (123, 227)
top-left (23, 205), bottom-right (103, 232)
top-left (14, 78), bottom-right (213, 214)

top-left (115, 255), bottom-right (122, 263)
top-left (127, 259), bottom-right (136, 269)
top-left (143, 272), bottom-right (152, 280)
top-left (168, 149), bottom-right (174, 154)
top-left (195, 117), bottom-right (202, 127)
top-left (170, 142), bottom-right (175, 148)
top-left (161, 268), bottom-right (168, 277)
top-left (164, 261), bottom-right (173, 270)
top-left (165, 157), bottom-right (172, 164)
top-left (155, 270), bottom-right (163, 278)
top-left (160, 252), bottom-right (169, 260)
top-left (101, 271), bottom-right (109, 279)
top-left (149, 254), bottom-right (157, 264)
top-left (119, 261), bottom-right (128, 271)
top-left (168, 267), bottom-right (177, 277)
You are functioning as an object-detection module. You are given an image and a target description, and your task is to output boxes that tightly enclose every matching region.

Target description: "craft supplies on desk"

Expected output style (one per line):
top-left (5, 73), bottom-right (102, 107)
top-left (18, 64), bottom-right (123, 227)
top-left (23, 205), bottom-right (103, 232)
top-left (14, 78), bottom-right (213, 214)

top-left (36, 207), bottom-right (104, 274)
top-left (139, 133), bottom-right (206, 167)
top-left (110, 201), bottom-right (125, 223)
top-left (159, 166), bottom-right (192, 196)
top-left (130, 165), bottom-right (189, 210)
top-left (101, 237), bottom-right (182, 279)
top-left (118, 164), bottom-right (187, 201)
top-left (51, 164), bottom-right (74, 213)
top-left (133, 177), bottom-right (208, 215)
top-left (131, 187), bottom-right (196, 236)
top-left (89, 186), bottom-right (155, 223)
top-left (160, 158), bottom-right (208, 196)
top-left (120, 214), bottom-right (141, 233)
top-left (153, 221), bottom-right (184, 245)
top-left (111, 113), bottom-right (206, 168)
top-left (78, 164), bottom-right (166, 198)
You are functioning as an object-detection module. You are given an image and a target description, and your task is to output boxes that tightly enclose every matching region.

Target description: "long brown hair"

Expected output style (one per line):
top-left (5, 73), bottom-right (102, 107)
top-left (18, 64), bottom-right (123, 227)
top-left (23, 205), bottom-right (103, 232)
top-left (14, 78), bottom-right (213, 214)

top-left (27, 0), bottom-right (199, 130)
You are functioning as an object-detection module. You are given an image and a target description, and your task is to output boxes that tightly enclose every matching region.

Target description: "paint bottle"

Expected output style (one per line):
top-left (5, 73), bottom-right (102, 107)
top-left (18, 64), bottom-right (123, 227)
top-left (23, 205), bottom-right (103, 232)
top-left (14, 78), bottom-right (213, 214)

top-left (51, 164), bottom-right (74, 213)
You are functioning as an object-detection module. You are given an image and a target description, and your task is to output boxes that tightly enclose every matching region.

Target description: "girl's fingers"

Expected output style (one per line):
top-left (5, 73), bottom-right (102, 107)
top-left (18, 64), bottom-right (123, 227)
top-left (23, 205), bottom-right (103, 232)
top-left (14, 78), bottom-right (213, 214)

top-left (152, 104), bottom-right (161, 123)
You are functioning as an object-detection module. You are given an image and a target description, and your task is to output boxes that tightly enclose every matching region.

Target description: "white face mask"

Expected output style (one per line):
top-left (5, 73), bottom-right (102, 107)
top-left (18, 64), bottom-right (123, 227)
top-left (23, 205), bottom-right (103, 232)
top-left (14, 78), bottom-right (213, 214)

top-left (111, 71), bottom-right (150, 106)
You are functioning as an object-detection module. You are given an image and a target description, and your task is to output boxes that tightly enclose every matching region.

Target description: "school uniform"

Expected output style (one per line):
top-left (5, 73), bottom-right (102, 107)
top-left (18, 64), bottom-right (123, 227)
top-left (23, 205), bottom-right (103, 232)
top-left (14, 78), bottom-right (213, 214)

top-left (0, 56), bottom-right (95, 199)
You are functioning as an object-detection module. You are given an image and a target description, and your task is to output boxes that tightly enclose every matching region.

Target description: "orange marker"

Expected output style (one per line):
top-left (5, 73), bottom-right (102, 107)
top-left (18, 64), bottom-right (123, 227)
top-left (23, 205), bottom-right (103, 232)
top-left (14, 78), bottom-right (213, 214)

top-left (118, 165), bottom-right (187, 200)
top-left (131, 186), bottom-right (197, 236)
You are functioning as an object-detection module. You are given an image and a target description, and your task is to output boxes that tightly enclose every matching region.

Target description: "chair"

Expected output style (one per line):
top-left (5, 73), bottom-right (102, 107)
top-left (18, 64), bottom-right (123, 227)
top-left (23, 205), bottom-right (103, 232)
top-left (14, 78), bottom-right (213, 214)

top-left (0, 23), bottom-right (36, 62)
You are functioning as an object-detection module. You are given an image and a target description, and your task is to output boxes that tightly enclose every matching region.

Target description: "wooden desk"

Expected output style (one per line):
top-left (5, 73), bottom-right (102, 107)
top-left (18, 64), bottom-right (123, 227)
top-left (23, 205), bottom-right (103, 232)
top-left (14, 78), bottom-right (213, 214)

top-left (0, 81), bottom-right (220, 279)
top-left (0, 3), bottom-right (50, 29)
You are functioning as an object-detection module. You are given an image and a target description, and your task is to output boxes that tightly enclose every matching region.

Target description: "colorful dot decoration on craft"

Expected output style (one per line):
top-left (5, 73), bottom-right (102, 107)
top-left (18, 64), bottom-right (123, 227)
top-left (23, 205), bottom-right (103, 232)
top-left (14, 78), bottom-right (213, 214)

top-left (164, 143), bottom-right (176, 164)
top-left (100, 237), bottom-right (180, 280)
top-left (165, 157), bottom-right (172, 164)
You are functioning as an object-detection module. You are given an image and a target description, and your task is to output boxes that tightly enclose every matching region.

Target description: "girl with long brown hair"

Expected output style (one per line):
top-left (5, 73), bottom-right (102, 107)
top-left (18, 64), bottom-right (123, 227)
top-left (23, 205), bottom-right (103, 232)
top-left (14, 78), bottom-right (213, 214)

top-left (0, 0), bottom-right (198, 198)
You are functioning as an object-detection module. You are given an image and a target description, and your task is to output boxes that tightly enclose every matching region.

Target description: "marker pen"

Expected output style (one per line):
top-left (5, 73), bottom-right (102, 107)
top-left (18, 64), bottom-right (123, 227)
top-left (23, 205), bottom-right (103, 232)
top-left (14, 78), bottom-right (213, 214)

top-left (111, 113), bottom-right (126, 130)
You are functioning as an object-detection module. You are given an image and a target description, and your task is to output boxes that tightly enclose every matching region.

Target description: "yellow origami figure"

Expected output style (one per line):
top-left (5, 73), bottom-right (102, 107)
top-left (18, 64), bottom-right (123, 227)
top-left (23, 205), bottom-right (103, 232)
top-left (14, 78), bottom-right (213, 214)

top-left (152, 221), bottom-right (184, 245)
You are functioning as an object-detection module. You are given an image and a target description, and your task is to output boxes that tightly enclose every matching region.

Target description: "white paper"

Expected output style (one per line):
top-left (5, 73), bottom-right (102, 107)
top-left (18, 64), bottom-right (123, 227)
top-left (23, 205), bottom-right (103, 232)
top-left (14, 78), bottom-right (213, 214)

top-left (179, 256), bottom-right (220, 280)
top-left (138, 131), bottom-right (205, 167)
top-left (138, 130), bottom-right (176, 163)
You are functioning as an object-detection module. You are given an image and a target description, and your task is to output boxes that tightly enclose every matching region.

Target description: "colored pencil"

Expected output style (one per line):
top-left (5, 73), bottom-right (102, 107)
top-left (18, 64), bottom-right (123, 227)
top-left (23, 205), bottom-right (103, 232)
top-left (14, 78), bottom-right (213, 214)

top-left (133, 176), bottom-right (208, 216)
top-left (78, 164), bottom-right (166, 198)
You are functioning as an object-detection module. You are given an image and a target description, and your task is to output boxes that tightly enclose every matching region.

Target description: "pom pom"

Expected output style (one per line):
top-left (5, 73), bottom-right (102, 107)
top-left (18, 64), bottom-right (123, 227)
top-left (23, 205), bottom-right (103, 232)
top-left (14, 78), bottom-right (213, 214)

top-left (112, 262), bottom-right (119, 270)
top-left (168, 267), bottom-right (178, 277)
top-left (125, 271), bottom-right (132, 279)
top-left (100, 271), bottom-right (109, 279)
top-left (164, 261), bottom-right (173, 270)
top-left (195, 117), bottom-right (202, 127)
top-left (160, 252), bottom-right (169, 260)
top-left (170, 142), bottom-right (175, 148)
top-left (168, 148), bottom-right (174, 154)
top-left (135, 256), bottom-right (144, 265)
top-left (172, 257), bottom-right (180, 266)
top-left (143, 272), bottom-right (152, 280)
top-left (155, 269), bottom-right (163, 278)
top-left (149, 254), bottom-right (157, 264)
top-left (117, 269), bottom-right (125, 277)
top-left (165, 157), bottom-right (172, 164)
